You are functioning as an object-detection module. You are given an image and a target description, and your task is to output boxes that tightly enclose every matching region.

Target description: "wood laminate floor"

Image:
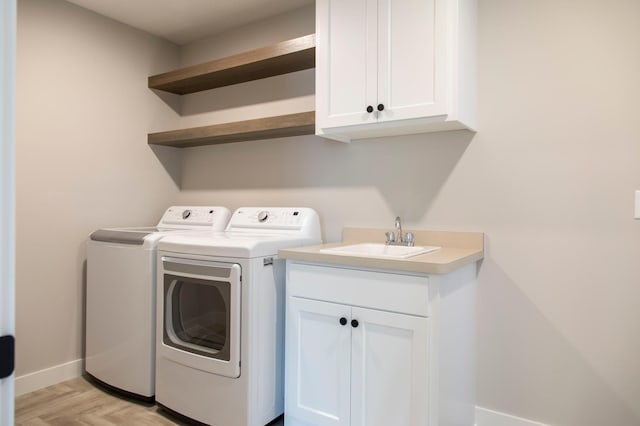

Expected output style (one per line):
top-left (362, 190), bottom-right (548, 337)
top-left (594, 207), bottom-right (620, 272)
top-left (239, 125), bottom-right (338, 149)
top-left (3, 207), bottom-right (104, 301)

top-left (15, 376), bottom-right (285, 426)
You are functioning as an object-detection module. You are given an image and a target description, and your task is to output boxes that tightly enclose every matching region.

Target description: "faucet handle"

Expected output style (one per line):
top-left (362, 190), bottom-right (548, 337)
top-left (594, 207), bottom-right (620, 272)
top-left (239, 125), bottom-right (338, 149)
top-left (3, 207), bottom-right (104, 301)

top-left (385, 231), bottom-right (395, 244)
top-left (406, 232), bottom-right (415, 246)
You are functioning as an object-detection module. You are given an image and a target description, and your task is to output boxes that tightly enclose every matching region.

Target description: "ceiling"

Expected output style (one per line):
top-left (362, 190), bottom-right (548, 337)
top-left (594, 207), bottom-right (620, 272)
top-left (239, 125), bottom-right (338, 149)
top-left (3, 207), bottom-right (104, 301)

top-left (65, 0), bottom-right (313, 45)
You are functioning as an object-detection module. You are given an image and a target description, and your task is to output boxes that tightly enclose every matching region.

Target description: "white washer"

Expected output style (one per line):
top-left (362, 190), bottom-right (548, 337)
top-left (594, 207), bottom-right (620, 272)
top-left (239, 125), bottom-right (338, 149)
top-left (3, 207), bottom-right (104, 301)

top-left (86, 206), bottom-right (231, 401)
top-left (156, 207), bottom-right (321, 426)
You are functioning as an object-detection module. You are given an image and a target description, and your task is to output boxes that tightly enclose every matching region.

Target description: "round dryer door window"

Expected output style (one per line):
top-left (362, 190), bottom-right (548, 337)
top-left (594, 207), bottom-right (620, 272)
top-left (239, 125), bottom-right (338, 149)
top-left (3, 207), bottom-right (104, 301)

top-left (166, 277), bottom-right (231, 360)
top-left (160, 257), bottom-right (242, 378)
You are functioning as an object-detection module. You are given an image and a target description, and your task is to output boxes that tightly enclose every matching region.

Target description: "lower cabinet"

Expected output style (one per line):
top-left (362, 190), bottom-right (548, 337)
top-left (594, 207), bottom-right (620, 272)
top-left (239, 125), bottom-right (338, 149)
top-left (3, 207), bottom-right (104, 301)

top-left (284, 260), bottom-right (477, 426)
top-left (286, 297), bottom-right (428, 426)
top-left (285, 297), bottom-right (350, 426)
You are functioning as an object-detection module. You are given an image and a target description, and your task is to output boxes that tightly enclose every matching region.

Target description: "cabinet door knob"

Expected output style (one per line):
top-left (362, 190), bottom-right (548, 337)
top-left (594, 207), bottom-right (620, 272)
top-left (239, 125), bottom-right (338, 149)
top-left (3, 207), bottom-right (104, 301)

top-left (339, 317), bottom-right (347, 326)
top-left (377, 103), bottom-right (385, 111)
top-left (366, 105), bottom-right (374, 113)
top-left (351, 319), bottom-right (359, 328)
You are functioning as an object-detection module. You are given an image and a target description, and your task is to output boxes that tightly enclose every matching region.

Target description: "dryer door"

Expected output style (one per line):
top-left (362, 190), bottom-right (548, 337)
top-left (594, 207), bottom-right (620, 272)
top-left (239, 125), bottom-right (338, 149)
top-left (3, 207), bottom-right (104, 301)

top-left (160, 256), bottom-right (241, 378)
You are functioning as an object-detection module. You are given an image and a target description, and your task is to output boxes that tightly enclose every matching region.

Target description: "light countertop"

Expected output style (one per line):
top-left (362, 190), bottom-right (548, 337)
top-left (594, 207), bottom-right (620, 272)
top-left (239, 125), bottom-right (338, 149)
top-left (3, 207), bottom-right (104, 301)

top-left (279, 227), bottom-right (484, 275)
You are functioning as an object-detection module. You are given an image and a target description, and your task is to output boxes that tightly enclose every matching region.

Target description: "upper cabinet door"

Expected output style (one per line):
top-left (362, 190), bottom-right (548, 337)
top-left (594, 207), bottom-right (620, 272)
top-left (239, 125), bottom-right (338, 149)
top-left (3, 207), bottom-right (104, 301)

top-left (377, 0), bottom-right (447, 123)
top-left (316, 0), bottom-right (378, 130)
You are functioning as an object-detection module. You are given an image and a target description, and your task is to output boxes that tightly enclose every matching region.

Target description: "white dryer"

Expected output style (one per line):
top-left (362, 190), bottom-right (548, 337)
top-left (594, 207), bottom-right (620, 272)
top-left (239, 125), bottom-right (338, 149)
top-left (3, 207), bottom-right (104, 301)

top-left (86, 206), bottom-right (231, 401)
top-left (155, 207), bottom-right (321, 426)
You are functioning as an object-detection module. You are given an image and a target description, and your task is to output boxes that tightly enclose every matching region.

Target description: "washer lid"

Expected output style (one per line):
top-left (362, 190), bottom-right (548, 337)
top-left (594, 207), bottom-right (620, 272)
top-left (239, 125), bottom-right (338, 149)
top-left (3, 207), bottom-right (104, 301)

top-left (89, 228), bottom-right (156, 245)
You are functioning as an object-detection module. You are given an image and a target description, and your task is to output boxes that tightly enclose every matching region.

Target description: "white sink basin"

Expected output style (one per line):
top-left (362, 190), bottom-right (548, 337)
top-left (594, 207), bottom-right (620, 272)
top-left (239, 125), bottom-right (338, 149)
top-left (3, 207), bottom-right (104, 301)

top-left (320, 243), bottom-right (440, 259)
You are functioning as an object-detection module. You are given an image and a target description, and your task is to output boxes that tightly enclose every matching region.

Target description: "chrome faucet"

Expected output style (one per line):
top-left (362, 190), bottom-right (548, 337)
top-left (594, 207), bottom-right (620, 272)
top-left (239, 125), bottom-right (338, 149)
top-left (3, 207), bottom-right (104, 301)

top-left (395, 216), bottom-right (403, 243)
top-left (385, 216), bottom-right (415, 247)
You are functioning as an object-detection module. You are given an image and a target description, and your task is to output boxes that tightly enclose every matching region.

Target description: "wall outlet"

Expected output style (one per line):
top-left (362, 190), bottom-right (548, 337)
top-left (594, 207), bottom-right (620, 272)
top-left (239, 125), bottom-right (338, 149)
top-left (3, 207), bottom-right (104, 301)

top-left (636, 191), bottom-right (640, 219)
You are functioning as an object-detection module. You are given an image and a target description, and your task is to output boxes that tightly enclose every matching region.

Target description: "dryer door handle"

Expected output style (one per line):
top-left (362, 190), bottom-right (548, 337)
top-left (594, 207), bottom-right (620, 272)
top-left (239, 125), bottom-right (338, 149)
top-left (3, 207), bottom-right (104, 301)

top-left (162, 256), bottom-right (237, 280)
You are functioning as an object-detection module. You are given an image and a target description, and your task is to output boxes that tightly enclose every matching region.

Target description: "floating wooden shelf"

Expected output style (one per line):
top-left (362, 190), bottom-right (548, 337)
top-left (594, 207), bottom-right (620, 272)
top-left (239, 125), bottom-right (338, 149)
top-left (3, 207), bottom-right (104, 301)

top-left (148, 111), bottom-right (315, 148)
top-left (148, 34), bottom-right (316, 95)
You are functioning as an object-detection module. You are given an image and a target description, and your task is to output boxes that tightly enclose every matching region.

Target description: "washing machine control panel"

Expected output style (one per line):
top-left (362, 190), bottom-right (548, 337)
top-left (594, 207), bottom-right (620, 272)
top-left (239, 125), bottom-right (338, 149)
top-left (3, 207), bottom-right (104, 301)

top-left (159, 206), bottom-right (231, 228)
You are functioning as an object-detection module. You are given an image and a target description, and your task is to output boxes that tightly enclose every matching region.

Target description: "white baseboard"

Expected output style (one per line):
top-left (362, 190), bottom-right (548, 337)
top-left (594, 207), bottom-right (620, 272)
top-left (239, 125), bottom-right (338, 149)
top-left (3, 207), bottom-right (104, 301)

top-left (15, 359), bottom-right (84, 396)
top-left (476, 407), bottom-right (551, 426)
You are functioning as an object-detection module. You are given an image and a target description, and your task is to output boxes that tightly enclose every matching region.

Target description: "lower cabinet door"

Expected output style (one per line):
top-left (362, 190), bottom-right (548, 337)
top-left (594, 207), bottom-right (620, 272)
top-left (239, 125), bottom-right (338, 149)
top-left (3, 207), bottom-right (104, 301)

top-left (285, 297), bottom-right (352, 426)
top-left (350, 307), bottom-right (430, 426)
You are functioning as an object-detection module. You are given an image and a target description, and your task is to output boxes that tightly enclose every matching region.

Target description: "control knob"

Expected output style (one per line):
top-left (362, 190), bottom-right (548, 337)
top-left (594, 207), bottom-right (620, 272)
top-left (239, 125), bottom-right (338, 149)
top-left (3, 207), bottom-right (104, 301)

top-left (257, 211), bottom-right (269, 222)
top-left (182, 209), bottom-right (192, 220)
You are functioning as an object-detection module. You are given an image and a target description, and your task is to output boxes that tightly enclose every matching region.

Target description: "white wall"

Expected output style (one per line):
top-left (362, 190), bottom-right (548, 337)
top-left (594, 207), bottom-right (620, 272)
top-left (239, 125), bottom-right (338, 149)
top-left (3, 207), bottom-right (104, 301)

top-left (15, 0), bottom-right (640, 425)
top-left (171, 1), bottom-right (640, 426)
top-left (15, 0), bottom-right (181, 379)
top-left (474, 2), bottom-right (640, 424)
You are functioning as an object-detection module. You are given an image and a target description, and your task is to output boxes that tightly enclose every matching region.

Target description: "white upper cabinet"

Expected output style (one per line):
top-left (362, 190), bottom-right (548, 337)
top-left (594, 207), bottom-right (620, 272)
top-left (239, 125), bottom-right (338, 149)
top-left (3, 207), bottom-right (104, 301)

top-left (316, 0), bottom-right (476, 142)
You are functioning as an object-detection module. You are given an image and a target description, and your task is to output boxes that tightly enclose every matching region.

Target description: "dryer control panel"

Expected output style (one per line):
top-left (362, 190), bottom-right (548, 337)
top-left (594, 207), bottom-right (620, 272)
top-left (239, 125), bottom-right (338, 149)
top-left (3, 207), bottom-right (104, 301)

top-left (226, 207), bottom-right (321, 240)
